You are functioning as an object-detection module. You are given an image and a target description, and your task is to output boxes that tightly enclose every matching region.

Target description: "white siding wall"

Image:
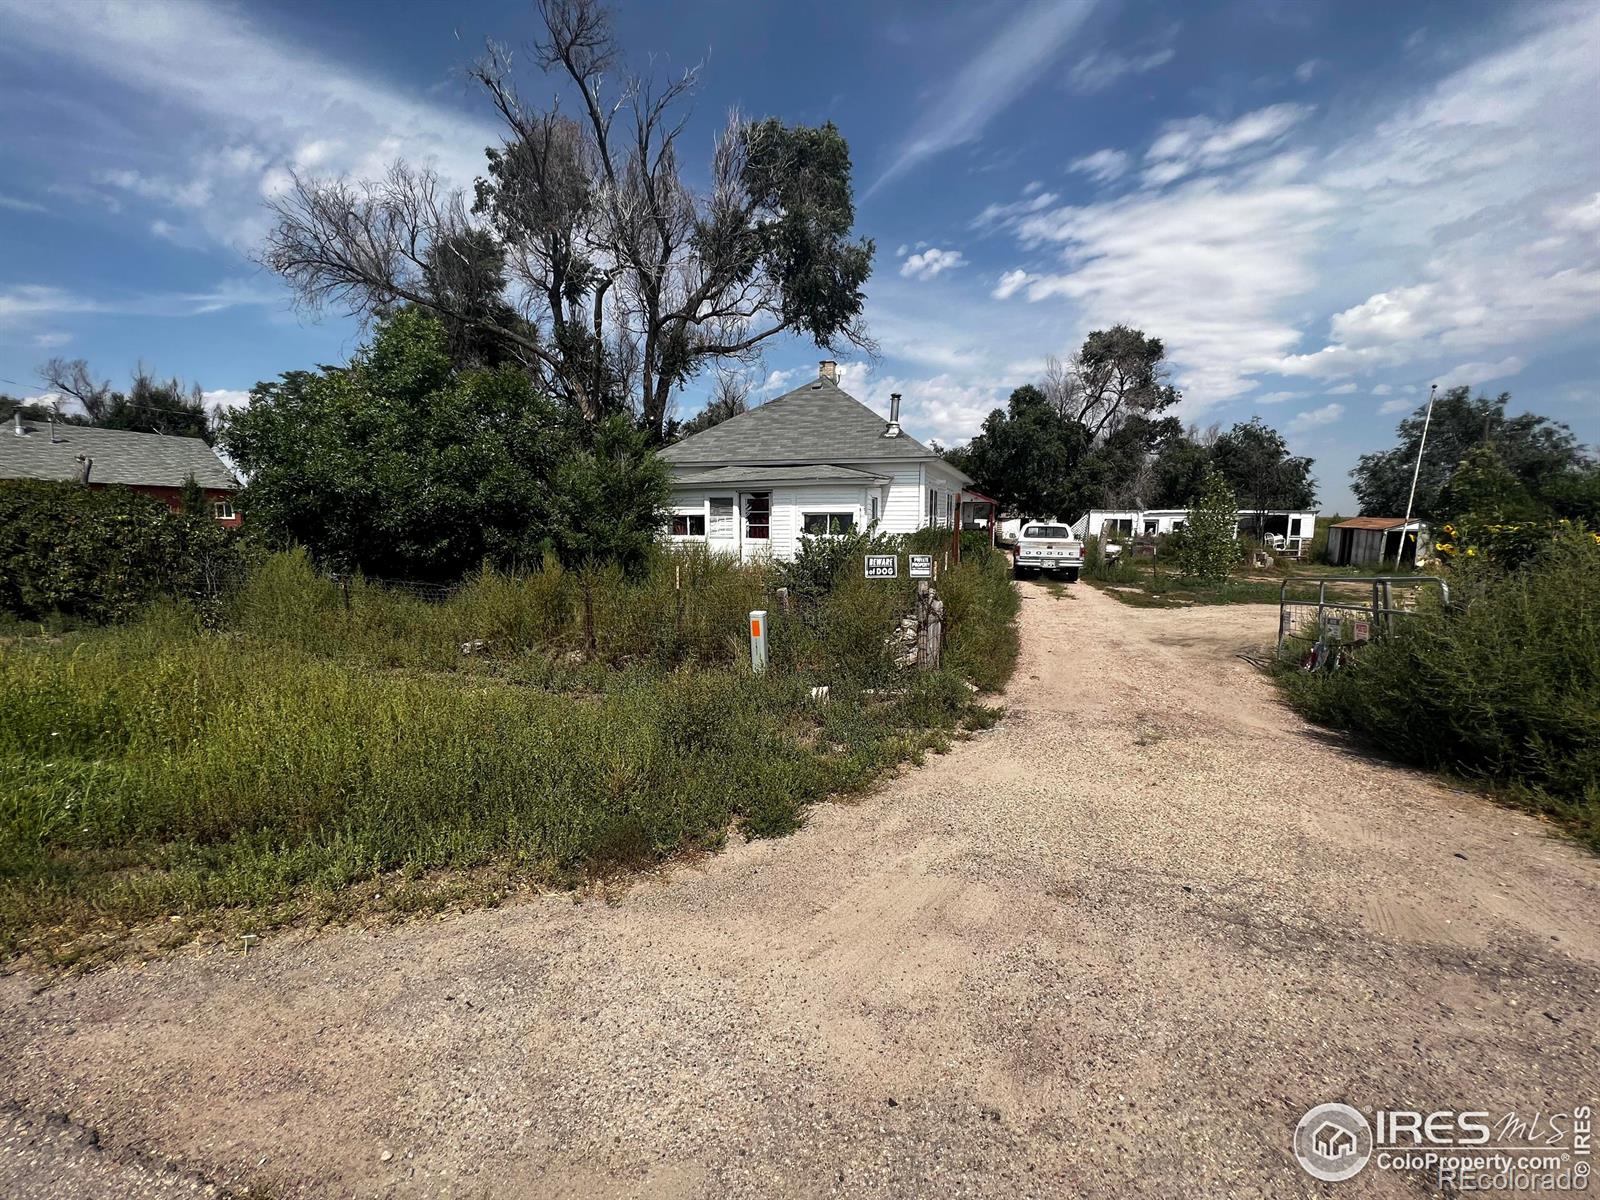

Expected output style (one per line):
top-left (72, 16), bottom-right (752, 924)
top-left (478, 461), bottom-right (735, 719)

top-left (923, 461), bottom-right (970, 531)
top-left (841, 461), bottom-right (921, 534)
top-left (667, 459), bottom-right (975, 558)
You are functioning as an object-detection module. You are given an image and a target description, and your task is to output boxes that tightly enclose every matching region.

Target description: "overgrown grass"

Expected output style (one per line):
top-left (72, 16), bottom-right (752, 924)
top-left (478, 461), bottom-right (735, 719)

top-left (1275, 526), bottom-right (1600, 850)
top-left (0, 547), bottom-right (1018, 964)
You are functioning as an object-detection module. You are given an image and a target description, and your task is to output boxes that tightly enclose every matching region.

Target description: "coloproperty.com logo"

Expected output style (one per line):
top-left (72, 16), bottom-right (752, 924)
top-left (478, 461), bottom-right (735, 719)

top-left (1293, 1102), bottom-right (1593, 1191)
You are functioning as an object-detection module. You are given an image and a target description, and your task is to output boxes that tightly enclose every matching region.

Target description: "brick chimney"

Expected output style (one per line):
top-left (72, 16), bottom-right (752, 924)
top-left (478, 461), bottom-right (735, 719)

top-left (818, 359), bottom-right (838, 384)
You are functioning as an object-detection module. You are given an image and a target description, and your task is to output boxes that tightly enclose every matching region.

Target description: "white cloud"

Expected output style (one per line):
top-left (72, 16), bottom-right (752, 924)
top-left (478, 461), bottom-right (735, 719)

top-left (899, 247), bottom-right (966, 281)
top-left (995, 163), bottom-right (1338, 406)
top-left (1552, 192), bottom-right (1600, 233)
top-left (1294, 59), bottom-right (1321, 84)
top-left (1289, 402), bottom-right (1345, 432)
top-left (1371, 383), bottom-right (1394, 395)
top-left (1251, 391), bottom-right (1301, 405)
top-left (967, 3), bottom-right (1600, 423)
top-left (1068, 45), bottom-right (1175, 94)
top-left (1142, 103), bottom-right (1311, 188)
top-left (869, 0), bottom-right (1098, 194)
top-left (31, 331), bottom-right (71, 348)
top-left (1069, 148), bottom-right (1130, 184)
top-left (1378, 397), bottom-right (1413, 414)
top-left (0, 281), bottom-right (279, 328)
top-left (992, 269), bottom-right (1034, 300)
top-left (1432, 355), bottom-right (1526, 388)
top-left (0, 0), bottom-right (498, 247)
top-left (202, 388), bottom-right (252, 411)
top-left (0, 193), bottom-right (49, 214)
top-left (1326, 382), bottom-right (1358, 394)
top-left (972, 190), bottom-right (1059, 229)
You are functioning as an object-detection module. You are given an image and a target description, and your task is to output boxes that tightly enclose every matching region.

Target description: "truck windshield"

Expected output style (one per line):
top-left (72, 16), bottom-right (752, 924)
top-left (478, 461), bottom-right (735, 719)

top-left (1023, 526), bottom-right (1070, 538)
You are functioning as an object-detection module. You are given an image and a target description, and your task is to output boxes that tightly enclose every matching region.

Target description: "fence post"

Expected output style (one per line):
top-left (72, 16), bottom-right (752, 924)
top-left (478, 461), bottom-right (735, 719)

top-left (776, 586), bottom-right (791, 615)
top-left (749, 609), bottom-right (768, 675)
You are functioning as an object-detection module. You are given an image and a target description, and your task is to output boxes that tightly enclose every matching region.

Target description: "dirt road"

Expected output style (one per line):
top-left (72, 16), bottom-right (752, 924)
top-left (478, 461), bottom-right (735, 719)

top-left (3, 583), bottom-right (1596, 1198)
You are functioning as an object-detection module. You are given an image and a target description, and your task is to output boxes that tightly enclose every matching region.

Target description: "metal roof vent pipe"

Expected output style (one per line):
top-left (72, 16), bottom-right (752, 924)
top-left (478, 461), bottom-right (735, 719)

top-left (818, 359), bottom-right (838, 384)
top-left (884, 393), bottom-right (902, 438)
top-left (12, 410), bottom-right (24, 437)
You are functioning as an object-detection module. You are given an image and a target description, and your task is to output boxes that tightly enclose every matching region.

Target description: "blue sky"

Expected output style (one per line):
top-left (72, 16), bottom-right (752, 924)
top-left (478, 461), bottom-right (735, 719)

top-left (1, 0), bottom-right (1596, 512)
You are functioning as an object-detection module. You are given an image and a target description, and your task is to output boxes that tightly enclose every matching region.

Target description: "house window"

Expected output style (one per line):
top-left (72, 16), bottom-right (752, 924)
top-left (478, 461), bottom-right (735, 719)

top-left (708, 497), bottom-right (734, 538)
top-left (802, 512), bottom-right (855, 536)
top-left (744, 492), bottom-right (770, 540)
top-left (1111, 518), bottom-right (1133, 535)
top-left (212, 500), bottom-right (235, 520)
top-left (870, 495), bottom-right (879, 524)
top-left (1143, 519), bottom-right (1158, 534)
top-left (671, 513), bottom-right (706, 537)
top-left (1290, 517), bottom-right (1303, 536)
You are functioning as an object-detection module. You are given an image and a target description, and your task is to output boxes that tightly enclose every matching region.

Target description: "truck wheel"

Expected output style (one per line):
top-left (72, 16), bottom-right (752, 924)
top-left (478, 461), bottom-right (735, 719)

top-left (1013, 565), bottom-right (1034, 580)
top-left (1066, 567), bottom-right (1080, 583)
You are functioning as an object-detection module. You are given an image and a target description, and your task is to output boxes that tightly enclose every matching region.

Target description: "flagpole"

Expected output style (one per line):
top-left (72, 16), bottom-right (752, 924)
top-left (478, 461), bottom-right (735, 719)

top-left (1399, 383), bottom-right (1438, 566)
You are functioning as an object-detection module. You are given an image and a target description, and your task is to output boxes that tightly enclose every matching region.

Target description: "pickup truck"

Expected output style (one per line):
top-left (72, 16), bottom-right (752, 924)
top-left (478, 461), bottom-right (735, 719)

top-left (1013, 522), bottom-right (1084, 582)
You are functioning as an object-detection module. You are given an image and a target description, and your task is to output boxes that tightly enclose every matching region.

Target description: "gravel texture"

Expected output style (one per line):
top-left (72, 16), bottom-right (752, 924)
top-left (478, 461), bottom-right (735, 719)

top-left (1, 581), bottom-right (1596, 1198)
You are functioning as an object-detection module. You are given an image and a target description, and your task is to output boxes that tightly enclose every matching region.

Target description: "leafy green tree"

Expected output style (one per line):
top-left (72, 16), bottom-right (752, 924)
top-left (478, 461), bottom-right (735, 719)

top-left (1149, 427), bottom-right (1214, 507)
top-left (221, 309), bottom-right (581, 580)
top-left (958, 385), bottom-right (1092, 520)
top-left (548, 414), bottom-right (670, 650)
top-left (262, 0), bottom-right (873, 441)
top-left (1352, 388), bottom-right (1590, 517)
top-left (1211, 418), bottom-right (1316, 512)
top-left (1438, 444), bottom-right (1542, 526)
top-left (1168, 466), bottom-right (1238, 580)
top-left (957, 326), bottom-right (1186, 520)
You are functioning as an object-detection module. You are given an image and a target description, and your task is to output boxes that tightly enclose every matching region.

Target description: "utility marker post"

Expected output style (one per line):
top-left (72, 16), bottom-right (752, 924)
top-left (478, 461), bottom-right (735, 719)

top-left (749, 610), bottom-right (768, 675)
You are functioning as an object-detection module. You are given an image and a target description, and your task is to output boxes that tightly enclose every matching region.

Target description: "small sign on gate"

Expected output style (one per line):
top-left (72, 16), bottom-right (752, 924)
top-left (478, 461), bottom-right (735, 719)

top-left (864, 554), bottom-right (899, 579)
top-left (1320, 612), bottom-right (1343, 641)
top-left (908, 554), bottom-right (933, 579)
top-left (1353, 619), bottom-right (1371, 644)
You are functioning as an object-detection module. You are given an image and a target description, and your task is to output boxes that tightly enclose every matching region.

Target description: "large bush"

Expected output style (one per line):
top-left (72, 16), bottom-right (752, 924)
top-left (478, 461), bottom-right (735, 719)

top-left (0, 480), bottom-right (241, 624)
top-left (221, 309), bottom-right (667, 582)
top-left (1279, 523), bottom-right (1600, 848)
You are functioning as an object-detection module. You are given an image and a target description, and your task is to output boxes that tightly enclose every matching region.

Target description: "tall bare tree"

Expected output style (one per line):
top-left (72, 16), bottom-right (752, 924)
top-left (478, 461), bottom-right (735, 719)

top-left (260, 0), bottom-right (874, 441)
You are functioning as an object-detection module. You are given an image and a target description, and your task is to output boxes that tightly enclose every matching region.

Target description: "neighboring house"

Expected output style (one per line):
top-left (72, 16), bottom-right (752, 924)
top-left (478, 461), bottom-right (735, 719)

top-left (1327, 516), bottom-right (1429, 567)
top-left (659, 361), bottom-right (974, 560)
top-left (1, 413), bottom-right (242, 526)
top-left (1071, 507), bottom-right (1320, 556)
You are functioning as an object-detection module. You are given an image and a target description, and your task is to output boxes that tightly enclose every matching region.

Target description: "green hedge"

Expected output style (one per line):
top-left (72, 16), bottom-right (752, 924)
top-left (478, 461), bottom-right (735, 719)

top-left (0, 480), bottom-right (242, 625)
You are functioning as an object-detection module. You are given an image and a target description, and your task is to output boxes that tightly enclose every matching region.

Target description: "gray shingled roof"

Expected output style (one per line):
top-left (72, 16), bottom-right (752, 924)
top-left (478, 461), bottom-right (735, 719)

top-left (672, 464), bottom-right (889, 486)
top-left (661, 376), bottom-right (947, 466)
top-left (0, 420), bottom-right (238, 490)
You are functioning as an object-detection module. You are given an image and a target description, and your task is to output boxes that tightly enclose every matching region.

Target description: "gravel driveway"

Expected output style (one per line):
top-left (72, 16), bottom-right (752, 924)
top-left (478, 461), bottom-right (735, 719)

top-left (2, 582), bottom-right (1596, 1198)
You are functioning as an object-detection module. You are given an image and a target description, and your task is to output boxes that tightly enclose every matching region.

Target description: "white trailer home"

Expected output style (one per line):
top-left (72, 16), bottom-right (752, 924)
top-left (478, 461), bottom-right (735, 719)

top-left (1071, 507), bottom-right (1320, 556)
top-left (659, 362), bottom-right (974, 561)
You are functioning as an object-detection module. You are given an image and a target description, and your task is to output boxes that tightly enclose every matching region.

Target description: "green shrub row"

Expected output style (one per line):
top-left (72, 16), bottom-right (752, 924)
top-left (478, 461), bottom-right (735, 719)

top-left (1276, 524), bottom-right (1600, 849)
top-left (0, 480), bottom-right (243, 625)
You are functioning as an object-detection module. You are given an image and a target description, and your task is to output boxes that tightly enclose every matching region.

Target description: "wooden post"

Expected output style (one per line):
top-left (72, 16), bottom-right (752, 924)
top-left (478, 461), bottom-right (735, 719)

top-left (776, 586), bottom-right (791, 615)
top-left (914, 581), bottom-right (944, 670)
top-left (952, 490), bottom-right (962, 565)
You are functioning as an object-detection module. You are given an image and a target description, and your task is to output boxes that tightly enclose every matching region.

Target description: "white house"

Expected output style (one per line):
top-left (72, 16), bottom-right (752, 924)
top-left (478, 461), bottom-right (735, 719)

top-left (1072, 507), bottom-right (1320, 555)
top-left (659, 361), bottom-right (974, 560)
